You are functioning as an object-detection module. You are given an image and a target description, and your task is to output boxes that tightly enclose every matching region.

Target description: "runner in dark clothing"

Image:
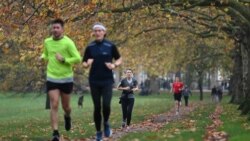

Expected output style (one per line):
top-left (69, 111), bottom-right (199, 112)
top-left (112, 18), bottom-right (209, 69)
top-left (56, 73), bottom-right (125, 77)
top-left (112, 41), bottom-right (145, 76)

top-left (182, 86), bottom-right (191, 107)
top-left (211, 86), bottom-right (218, 103)
top-left (118, 69), bottom-right (138, 131)
top-left (217, 86), bottom-right (223, 102)
top-left (78, 94), bottom-right (84, 108)
top-left (83, 23), bottom-right (122, 141)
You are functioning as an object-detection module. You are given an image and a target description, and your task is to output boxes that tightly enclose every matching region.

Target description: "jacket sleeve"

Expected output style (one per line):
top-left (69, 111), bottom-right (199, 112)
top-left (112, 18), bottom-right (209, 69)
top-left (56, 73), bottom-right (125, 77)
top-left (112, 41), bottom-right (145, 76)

top-left (65, 40), bottom-right (81, 65)
top-left (41, 41), bottom-right (48, 60)
top-left (112, 44), bottom-right (121, 60)
top-left (134, 79), bottom-right (138, 87)
top-left (118, 80), bottom-right (124, 87)
top-left (82, 47), bottom-right (93, 62)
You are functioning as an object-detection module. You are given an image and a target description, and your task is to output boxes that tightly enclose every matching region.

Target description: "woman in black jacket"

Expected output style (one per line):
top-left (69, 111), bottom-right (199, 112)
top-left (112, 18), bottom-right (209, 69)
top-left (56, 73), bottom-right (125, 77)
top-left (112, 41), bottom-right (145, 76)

top-left (83, 23), bottom-right (122, 141)
top-left (118, 69), bottom-right (138, 131)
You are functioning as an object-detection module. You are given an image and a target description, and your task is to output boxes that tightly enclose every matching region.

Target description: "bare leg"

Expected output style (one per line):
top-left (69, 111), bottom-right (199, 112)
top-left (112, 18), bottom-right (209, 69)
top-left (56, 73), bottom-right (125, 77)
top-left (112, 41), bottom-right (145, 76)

top-left (178, 101), bottom-right (181, 111)
top-left (49, 89), bottom-right (60, 131)
top-left (61, 92), bottom-right (72, 131)
top-left (61, 93), bottom-right (71, 116)
top-left (175, 101), bottom-right (179, 113)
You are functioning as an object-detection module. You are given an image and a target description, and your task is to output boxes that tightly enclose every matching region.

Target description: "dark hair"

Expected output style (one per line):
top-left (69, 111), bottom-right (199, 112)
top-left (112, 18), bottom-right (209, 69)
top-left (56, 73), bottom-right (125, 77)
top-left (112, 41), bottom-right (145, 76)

top-left (126, 69), bottom-right (133, 73)
top-left (51, 18), bottom-right (64, 27)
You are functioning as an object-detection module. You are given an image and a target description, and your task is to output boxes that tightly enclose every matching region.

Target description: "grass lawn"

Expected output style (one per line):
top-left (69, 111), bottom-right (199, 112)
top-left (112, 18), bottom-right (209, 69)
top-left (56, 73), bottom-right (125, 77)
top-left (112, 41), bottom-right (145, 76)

top-left (219, 104), bottom-right (250, 141)
top-left (0, 92), bottom-right (173, 140)
top-left (120, 95), bottom-right (215, 141)
top-left (0, 92), bottom-right (249, 141)
top-left (120, 105), bottom-right (215, 141)
top-left (120, 94), bottom-right (250, 141)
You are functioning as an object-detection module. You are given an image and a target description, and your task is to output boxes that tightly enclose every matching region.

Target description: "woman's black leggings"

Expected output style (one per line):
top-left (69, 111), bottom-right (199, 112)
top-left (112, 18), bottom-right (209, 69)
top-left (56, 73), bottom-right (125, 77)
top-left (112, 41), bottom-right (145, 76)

top-left (90, 84), bottom-right (113, 131)
top-left (121, 98), bottom-right (135, 126)
top-left (184, 96), bottom-right (189, 106)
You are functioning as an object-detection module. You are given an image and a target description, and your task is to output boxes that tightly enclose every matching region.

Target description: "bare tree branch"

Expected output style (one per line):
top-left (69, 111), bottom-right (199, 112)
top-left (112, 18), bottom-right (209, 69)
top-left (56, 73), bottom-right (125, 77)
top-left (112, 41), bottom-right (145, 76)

top-left (239, 0), bottom-right (250, 3)
top-left (162, 8), bottom-right (218, 29)
top-left (133, 25), bottom-right (223, 39)
top-left (22, 2), bottom-right (44, 25)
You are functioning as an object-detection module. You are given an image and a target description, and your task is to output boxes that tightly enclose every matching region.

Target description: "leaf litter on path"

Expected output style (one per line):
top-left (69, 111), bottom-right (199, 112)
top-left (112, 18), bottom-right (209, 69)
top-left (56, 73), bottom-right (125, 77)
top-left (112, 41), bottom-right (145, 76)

top-left (204, 105), bottom-right (229, 141)
top-left (58, 104), bottom-right (199, 141)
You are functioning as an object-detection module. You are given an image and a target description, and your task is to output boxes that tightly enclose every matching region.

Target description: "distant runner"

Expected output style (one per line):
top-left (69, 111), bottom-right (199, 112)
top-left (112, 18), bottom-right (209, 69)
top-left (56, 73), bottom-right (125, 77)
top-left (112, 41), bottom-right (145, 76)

top-left (182, 85), bottom-right (192, 107)
top-left (172, 77), bottom-right (184, 115)
top-left (118, 69), bottom-right (138, 131)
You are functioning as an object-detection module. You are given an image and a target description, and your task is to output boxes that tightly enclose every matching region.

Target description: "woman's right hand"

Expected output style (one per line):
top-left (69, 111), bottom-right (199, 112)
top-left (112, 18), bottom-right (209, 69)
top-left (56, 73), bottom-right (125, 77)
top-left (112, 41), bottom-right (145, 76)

top-left (87, 59), bottom-right (94, 65)
top-left (83, 59), bottom-right (94, 68)
top-left (124, 86), bottom-right (130, 90)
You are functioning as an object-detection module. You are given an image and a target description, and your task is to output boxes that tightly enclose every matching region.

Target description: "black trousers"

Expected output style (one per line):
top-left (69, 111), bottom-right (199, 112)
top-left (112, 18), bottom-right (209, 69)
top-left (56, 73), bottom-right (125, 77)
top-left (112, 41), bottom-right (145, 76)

top-left (90, 84), bottom-right (113, 131)
top-left (121, 98), bottom-right (135, 126)
top-left (218, 94), bottom-right (223, 102)
top-left (184, 96), bottom-right (189, 106)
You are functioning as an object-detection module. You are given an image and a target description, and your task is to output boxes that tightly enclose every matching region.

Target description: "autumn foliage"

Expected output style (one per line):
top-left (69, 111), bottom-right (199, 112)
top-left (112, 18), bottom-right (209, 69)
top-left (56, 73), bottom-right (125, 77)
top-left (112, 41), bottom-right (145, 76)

top-left (0, 0), bottom-right (246, 92)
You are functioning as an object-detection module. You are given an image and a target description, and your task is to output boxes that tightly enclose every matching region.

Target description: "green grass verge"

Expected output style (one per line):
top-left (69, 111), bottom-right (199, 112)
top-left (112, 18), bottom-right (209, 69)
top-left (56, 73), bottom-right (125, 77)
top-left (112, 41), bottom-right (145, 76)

top-left (0, 92), bottom-right (173, 140)
top-left (120, 95), bottom-right (250, 141)
top-left (2, 92), bottom-right (247, 141)
top-left (219, 104), bottom-right (250, 141)
top-left (119, 92), bottom-right (215, 141)
top-left (120, 101), bottom-right (215, 141)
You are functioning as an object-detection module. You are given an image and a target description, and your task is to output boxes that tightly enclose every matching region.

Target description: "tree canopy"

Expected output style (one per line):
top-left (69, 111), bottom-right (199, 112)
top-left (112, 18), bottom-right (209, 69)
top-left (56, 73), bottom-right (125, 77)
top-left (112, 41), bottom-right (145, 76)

top-left (0, 0), bottom-right (250, 117)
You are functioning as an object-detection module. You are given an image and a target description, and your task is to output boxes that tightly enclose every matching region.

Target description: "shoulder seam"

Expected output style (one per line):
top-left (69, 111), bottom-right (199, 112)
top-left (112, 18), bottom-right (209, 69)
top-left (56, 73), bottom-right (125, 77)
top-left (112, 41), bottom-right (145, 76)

top-left (88, 41), bottom-right (96, 47)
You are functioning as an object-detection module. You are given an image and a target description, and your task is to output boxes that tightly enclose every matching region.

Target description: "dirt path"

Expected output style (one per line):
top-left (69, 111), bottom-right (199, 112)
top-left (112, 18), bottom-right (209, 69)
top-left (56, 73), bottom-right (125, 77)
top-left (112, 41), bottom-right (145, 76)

top-left (60, 103), bottom-right (231, 141)
top-left (204, 105), bottom-right (228, 141)
top-left (61, 102), bottom-right (199, 141)
top-left (109, 103), bottom-right (199, 140)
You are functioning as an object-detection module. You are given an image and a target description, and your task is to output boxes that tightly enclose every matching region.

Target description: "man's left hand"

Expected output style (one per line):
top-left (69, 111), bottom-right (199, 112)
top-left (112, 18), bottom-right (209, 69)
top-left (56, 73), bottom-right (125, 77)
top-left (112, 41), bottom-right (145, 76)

top-left (56, 53), bottom-right (64, 62)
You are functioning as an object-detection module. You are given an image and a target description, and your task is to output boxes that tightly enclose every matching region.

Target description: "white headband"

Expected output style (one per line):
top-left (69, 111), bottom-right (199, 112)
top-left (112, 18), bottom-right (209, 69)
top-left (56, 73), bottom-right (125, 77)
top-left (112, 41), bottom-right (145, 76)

top-left (93, 24), bottom-right (106, 31)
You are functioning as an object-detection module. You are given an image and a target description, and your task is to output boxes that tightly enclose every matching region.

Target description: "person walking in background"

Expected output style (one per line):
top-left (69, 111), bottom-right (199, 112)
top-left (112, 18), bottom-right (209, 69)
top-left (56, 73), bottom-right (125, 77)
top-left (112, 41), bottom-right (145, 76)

top-left (172, 77), bottom-right (184, 115)
top-left (82, 22), bottom-right (122, 141)
top-left (182, 85), bottom-right (192, 107)
top-left (41, 19), bottom-right (81, 141)
top-left (217, 86), bottom-right (223, 102)
top-left (118, 69), bottom-right (138, 131)
top-left (211, 86), bottom-right (218, 103)
top-left (78, 94), bottom-right (84, 108)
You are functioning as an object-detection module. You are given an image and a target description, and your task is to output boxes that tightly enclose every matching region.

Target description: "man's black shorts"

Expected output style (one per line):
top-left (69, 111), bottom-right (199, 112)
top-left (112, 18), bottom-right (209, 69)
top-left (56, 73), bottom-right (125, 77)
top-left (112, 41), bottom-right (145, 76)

top-left (46, 81), bottom-right (73, 94)
top-left (174, 93), bottom-right (182, 101)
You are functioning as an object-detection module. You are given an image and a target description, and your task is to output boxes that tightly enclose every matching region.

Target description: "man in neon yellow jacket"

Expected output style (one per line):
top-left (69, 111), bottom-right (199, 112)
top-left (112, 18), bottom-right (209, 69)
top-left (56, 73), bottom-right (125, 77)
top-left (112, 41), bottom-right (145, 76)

top-left (41, 19), bottom-right (81, 141)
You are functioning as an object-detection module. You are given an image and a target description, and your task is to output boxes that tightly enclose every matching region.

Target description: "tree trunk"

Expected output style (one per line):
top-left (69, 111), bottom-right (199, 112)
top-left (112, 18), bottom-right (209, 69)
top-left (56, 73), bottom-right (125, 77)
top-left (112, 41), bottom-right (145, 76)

top-left (238, 26), bottom-right (250, 115)
top-left (229, 42), bottom-right (243, 104)
top-left (208, 71), bottom-right (211, 90)
top-left (198, 71), bottom-right (204, 101)
top-left (185, 65), bottom-right (193, 88)
top-left (149, 76), bottom-right (160, 94)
